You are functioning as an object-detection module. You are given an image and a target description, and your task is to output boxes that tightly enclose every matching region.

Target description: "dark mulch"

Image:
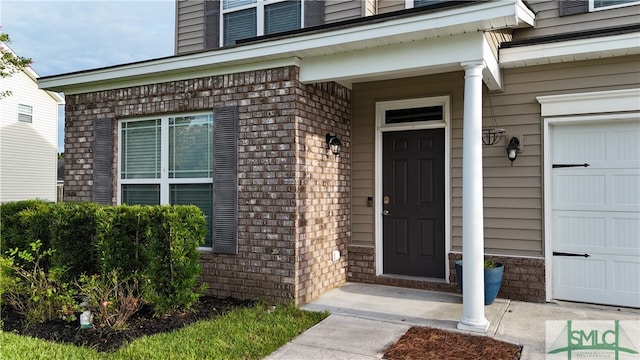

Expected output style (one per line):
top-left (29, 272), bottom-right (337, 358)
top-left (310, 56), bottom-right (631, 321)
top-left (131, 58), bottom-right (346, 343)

top-left (384, 326), bottom-right (522, 360)
top-left (1, 296), bottom-right (254, 352)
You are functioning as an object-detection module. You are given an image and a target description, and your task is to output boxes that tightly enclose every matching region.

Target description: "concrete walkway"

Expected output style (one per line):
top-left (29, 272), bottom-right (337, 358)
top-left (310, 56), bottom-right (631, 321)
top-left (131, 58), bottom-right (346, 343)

top-left (265, 283), bottom-right (640, 360)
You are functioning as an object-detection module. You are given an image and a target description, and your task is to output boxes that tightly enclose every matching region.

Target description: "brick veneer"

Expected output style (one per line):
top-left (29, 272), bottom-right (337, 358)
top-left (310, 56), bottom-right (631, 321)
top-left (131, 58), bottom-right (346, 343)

top-left (448, 253), bottom-right (545, 302)
top-left (347, 246), bottom-right (459, 292)
top-left (347, 246), bottom-right (546, 302)
top-left (293, 82), bottom-right (351, 304)
top-left (64, 66), bottom-right (350, 304)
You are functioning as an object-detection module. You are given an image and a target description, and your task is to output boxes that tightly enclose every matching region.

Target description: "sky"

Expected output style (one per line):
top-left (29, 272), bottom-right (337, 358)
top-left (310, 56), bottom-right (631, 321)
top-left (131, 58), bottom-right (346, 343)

top-left (1, 0), bottom-right (176, 152)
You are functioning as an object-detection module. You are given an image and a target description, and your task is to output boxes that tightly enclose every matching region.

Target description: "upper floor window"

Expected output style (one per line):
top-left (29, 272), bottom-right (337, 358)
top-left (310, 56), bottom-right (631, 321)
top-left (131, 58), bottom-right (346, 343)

top-left (561, 0), bottom-right (639, 16)
top-left (591, 0), bottom-right (640, 10)
top-left (222, 0), bottom-right (302, 46)
top-left (18, 104), bottom-right (33, 123)
top-left (405, 0), bottom-right (446, 8)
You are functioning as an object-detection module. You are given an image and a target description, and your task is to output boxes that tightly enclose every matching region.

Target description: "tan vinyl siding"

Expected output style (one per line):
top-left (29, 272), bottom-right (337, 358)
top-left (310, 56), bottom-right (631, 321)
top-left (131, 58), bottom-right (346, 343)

top-left (175, 0), bottom-right (205, 54)
top-left (377, 0), bottom-right (406, 14)
top-left (325, 0), bottom-right (363, 23)
top-left (514, 0), bottom-right (640, 39)
top-left (351, 54), bottom-right (640, 256)
top-left (352, 72), bottom-right (465, 247)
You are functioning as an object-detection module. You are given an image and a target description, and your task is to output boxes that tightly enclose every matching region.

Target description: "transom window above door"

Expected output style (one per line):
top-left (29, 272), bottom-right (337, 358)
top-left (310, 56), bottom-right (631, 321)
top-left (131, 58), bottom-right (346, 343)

top-left (385, 106), bottom-right (444, 124)
top-left (222, 0), bottom-right (302, 46)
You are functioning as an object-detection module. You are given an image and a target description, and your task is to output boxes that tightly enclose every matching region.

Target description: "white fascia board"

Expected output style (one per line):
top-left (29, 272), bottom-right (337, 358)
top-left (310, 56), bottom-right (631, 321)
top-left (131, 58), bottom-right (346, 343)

top-left (46, 58), bottom-right (302, 95)
top-left (482, 35), bottom-right (502, 91)
top-left (537, 88), bottom-right (640, 116)
top-left (40, 0), bottom-right (533, 94)
top-left (300, 32), bottom-right (485, 84)
top-left (500, 32), bottom-right (640, 68)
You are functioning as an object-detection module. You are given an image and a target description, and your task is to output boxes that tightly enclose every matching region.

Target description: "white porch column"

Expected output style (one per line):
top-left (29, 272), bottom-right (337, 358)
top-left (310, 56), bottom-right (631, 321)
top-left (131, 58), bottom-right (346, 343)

top-left (457, 61), bottom-right (490, 333)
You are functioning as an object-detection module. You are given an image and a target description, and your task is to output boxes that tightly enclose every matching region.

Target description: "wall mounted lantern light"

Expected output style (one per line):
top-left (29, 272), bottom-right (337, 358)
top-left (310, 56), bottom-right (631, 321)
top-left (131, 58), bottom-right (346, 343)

top-left (506, 136), bottom-right (521, 166)
top-left (325, 133), bottom-right (342, 157)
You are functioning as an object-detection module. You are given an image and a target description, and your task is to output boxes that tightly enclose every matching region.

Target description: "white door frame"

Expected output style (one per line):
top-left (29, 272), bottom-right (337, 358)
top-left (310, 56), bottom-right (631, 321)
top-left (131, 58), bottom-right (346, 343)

top-left (374, 96), bottom-right (451, 280)
top-left (539, 88), bottom-right (640, 302)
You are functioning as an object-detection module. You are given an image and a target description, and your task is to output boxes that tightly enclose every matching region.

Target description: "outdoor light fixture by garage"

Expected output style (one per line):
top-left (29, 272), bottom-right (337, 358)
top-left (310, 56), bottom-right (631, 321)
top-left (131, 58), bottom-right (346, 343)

top-left (326, 133), bottom-right (342, 157)
top-left (507, 136), bottom-right (520, 166)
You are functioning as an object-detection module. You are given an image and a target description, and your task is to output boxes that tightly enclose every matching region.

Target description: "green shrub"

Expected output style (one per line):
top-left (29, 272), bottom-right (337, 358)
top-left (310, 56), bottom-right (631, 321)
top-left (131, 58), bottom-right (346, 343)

top-left (0, 200), bottom-right (51, 259)
top-left (49, 202), bottom-right (101, 281)
top-left (94, 205), bottom-right (151, 275)
top-left (144, 205), bottom-right (206, 315)
top-left (0, 240), bottom-right (78, 324)
top-left (1, 202), bottom-right (208, 323)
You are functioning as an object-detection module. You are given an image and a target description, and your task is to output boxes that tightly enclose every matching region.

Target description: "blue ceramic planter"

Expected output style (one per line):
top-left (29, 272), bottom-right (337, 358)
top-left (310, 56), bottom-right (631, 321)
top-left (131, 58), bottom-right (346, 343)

top-left (455, 260), bottom-right (504, 305)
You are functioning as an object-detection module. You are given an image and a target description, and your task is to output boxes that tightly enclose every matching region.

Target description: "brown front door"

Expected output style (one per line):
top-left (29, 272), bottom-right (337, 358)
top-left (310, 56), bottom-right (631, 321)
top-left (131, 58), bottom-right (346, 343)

top-left (382, 129), bottom-right (445, 278)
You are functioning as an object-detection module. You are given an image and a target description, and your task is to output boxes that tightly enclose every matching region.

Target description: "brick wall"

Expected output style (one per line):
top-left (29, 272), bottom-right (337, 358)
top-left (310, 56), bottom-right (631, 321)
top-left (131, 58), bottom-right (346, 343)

top-left (294, 82), bottom-right (351, 304)
top-left (64, 100), bottom-right (115, 202)
top-left (347, 246), bottom-right (459, 293)
top-left (347, 246), bottom-right (546, 302)
top-left (63, 66), bottom-right (351, 304)
top-left (448, 253), bottom-right (545, 302)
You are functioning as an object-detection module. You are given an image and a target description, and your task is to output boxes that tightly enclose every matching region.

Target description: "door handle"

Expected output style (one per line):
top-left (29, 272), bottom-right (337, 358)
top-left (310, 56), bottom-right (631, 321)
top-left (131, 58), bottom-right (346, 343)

top-left (553, 252), bottom-right (590, 258)
top-left (552, 163), bottom-right (590, 168)
top-left (382, 210), bottom-right (391, 216)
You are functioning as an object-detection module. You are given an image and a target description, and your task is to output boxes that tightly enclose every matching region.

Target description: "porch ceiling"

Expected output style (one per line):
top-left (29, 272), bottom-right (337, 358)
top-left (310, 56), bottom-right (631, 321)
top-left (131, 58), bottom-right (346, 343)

top-left (39, 0), bottom-right (534, 94)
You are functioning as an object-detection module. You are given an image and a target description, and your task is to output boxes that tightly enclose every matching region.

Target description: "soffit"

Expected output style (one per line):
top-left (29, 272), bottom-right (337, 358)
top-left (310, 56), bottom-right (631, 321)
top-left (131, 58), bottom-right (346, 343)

top-left (500, 32), bottom-right (640, 68)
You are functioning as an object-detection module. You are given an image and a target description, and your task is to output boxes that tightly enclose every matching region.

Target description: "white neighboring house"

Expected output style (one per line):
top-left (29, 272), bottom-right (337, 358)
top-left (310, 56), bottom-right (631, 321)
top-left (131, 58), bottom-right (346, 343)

top-left (0, 42), bottom-right (64, 203)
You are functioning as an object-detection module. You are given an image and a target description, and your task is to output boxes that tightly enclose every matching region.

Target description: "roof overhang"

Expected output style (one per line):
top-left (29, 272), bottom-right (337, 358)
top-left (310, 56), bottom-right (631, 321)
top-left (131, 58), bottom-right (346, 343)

top-left (500, 32), bottom-right (640, 68)
top-left (39, 0), bottom-right (534, 94)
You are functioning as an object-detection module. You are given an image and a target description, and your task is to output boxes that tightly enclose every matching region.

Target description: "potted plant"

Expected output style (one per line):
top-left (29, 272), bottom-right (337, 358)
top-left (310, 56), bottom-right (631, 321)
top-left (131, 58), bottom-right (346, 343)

top-left (454, 259), bottom-right (504, 305)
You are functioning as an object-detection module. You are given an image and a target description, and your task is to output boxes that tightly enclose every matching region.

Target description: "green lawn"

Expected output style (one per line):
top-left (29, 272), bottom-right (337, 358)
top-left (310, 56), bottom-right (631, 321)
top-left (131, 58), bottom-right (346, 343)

top-left (0, 304), bottom-right (328, 360)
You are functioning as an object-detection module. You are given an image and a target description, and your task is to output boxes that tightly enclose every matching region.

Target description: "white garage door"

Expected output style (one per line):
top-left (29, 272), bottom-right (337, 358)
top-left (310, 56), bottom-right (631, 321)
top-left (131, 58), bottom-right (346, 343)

top-left (551, 120), bottom-right (640, 308)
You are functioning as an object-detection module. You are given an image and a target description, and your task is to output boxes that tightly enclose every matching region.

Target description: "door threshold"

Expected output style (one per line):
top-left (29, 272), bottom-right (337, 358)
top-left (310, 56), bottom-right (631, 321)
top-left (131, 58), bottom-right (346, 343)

top-left (380, 273), bottom-right (447, 283)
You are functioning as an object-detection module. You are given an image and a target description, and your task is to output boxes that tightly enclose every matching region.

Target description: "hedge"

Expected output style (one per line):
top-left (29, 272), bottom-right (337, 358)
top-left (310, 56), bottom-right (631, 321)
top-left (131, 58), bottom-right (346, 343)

top-left (0, 201), bottom-right (207, 314)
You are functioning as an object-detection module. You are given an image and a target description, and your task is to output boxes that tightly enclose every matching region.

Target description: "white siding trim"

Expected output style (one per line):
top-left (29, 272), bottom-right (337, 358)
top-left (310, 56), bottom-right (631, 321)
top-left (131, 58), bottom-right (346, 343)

top-left (374, 96), bottom-right (451, 280)
top-left (500, 32), bottom-right (640, 69)
top-left (537, 88), bottom-right (640, 116)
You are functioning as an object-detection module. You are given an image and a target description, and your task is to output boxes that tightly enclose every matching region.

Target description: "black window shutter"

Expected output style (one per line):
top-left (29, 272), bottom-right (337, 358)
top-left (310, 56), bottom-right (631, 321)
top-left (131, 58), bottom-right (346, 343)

top-left (304, 0), bottom-right (324, 27)
top-left (93, 119), bottom-right (113, 204)
top-left (213, 106), bottom-right (238, 254)
top-left (205, 0), bottom-right (220, 49)
top-left (559, 0), bottom-right (588, 16)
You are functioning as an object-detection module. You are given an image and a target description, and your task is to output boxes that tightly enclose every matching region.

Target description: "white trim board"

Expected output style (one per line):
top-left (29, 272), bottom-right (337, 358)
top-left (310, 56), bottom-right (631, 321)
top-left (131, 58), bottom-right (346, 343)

top-left (500, 32), bottom-right (640, 69)
top-left (374, 96), bottom-right (451, 281)
top-left (537, 88), bottom-right (640, 116)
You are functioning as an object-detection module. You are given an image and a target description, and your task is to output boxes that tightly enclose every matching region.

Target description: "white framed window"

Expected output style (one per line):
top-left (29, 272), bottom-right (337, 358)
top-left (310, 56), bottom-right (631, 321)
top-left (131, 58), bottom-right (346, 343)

top-left (118, 113), bottom-right (214, 247)
top-left (221, 0), bottom-right (303, 46)
top-left (18, 104), bottom-right (33, 123)
top-left (590, 0), bottom-right (640, 10)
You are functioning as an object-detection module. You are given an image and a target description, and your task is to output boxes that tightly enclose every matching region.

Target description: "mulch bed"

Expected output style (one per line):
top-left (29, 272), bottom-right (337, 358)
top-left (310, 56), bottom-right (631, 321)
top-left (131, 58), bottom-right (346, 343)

top-left (1, 296), bottom-right (254, 352)
top-left (384, 326), bottom-right (522, 360)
